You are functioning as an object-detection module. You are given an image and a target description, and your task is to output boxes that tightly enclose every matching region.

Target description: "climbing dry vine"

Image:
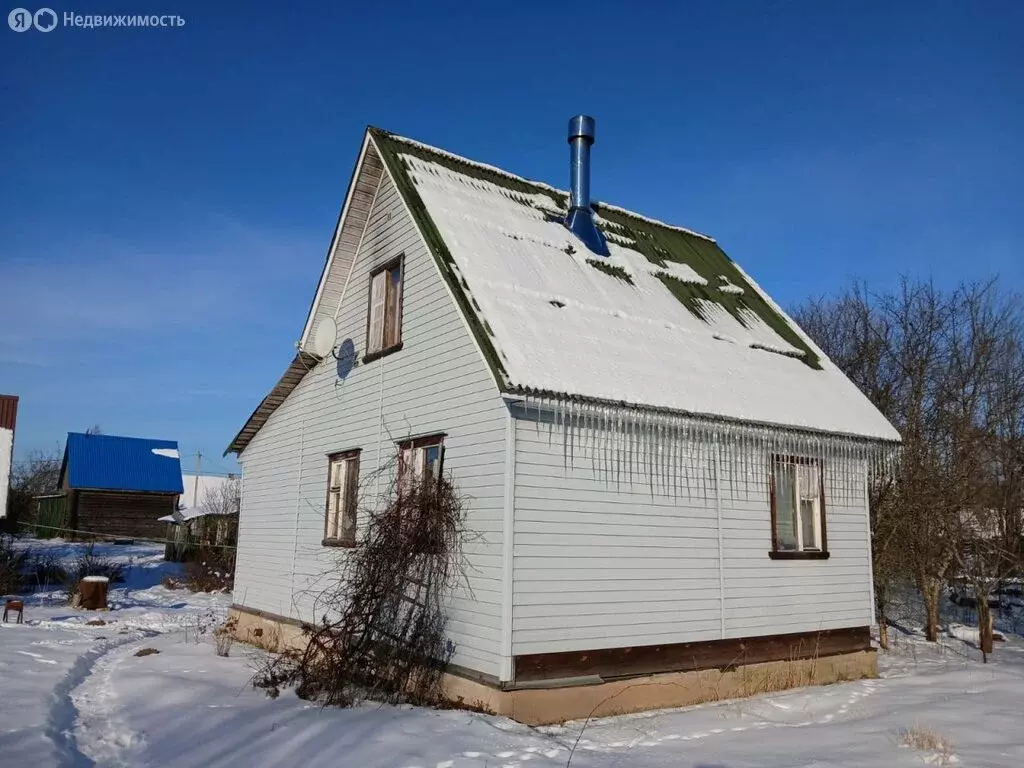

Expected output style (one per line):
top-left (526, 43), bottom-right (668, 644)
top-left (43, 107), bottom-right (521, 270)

top-left (254, 470), bottom-right (468, 707)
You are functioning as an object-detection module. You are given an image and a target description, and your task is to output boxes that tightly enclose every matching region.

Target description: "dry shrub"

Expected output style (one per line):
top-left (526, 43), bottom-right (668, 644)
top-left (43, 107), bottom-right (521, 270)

top-left (134, 647), bottom-right (160, 657)
top-left (214, 617), bottom-right (237, 657)
top-left (0, 534), bottom-right (30, 593)
top-left (898, 724), bottom-right (956, 764)
top-left (62, 543), bottom-right (125, 602)
top-left (161, 574), bottom-right (184, 590)
top-left (253, 473), bottom-right (467, 707)
top-left (182, 547), bottom-right (235, 592)
top-left (29, 550), bottom-right (66, 589)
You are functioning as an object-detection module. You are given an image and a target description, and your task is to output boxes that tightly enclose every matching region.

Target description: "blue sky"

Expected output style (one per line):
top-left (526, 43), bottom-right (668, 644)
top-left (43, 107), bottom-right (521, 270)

top-left (1, 1), bottom-right (1021, 465)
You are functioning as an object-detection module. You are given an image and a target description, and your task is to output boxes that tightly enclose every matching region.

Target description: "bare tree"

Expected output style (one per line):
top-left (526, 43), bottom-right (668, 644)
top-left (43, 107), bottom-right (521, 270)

top-left (794, 278), bottom-right (1024, 648)
top-left (6, 448), bottom-right (63, 526)
top-left (200, 476), bottom-right (241, 517)
top-left (793, 283), bottom-right (906, 648)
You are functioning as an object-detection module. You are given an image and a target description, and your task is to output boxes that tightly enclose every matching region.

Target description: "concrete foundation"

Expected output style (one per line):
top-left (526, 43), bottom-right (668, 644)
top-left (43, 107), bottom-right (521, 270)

top-left (228, 605), bottom-right (877, 726)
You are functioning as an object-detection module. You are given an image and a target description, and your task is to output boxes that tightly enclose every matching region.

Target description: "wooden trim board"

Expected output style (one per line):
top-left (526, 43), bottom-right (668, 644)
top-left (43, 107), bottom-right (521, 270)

top-left (514, 626), bottom-right (870, 683)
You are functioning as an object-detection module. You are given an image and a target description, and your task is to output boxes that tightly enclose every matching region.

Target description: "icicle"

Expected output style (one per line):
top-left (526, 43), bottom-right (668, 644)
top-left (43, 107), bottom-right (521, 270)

top-left (683, 420), bottom-right (692, 497)
top-left (622, 415), bottom-right (630, 487)
top-left (697, 418), bottom-right (707, 500)
top-left (612, 409), bottom-right (619, 487)
top-left (672, 417), bottom-right (680, 498)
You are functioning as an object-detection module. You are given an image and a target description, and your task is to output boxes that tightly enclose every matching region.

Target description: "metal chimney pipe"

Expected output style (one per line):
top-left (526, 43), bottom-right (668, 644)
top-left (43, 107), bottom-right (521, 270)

top-left (565, 115), bottom-right (609, 256)
top-left (568, 115), bottom-right (595, 211)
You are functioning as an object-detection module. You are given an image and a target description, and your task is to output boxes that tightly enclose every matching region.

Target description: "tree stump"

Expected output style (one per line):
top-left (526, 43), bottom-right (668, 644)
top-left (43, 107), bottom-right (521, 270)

top-left (77, 576), bottom-right (109, 610)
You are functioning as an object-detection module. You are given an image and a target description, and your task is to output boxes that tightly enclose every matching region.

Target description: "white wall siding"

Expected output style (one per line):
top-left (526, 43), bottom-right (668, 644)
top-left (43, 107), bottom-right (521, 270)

top-left (512, 416), bottom-right (722, 656)
top-left (0, 428), bottom-right (12, 519)
top-left (234, 159), bottom-right (508, 679)
top-left (511, 413), bottom-right (873, 658)
top-left (719, 459), bottom-right (872, 637)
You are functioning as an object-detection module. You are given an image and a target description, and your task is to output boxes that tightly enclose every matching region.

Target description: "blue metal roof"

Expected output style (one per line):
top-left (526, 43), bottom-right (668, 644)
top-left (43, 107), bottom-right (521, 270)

top-left (64, 433), bottom-right (185, 493)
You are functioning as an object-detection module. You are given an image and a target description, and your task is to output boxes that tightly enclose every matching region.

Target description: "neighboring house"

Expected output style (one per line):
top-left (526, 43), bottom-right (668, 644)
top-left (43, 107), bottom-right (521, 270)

top-left (226, 117), bottom-right (900, 723)
top-left (0, 395), bottom-right (16, 520)
top-left (179, 472), bottom-right (236, 510)
top-left (159, 506), bottom-right (238, 562)
top-left (59, 432), bottom-right (184, 540)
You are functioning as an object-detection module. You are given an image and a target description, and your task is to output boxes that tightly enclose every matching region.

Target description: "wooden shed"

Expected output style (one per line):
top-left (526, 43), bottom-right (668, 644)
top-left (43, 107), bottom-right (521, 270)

top-left (58, 432), bottom-right (184, 540)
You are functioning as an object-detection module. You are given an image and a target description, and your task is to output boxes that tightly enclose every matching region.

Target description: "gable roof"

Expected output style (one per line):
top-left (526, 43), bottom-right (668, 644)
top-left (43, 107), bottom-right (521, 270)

top-left (369, 129), bottom-right (898, 442)
top-left (229, 127), bottom-right (898, 454)
top-left (62, 433), bottom-right (185, 493)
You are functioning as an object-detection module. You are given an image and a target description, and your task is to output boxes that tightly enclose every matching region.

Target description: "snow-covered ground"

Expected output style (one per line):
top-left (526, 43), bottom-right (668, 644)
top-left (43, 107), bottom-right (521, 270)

top-left (2, 538), bottom-right (1023, 767)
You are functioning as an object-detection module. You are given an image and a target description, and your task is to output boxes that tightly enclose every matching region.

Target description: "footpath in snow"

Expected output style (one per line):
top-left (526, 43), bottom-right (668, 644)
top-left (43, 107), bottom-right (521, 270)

top-left (1, 537), bottom-right (1023, 767)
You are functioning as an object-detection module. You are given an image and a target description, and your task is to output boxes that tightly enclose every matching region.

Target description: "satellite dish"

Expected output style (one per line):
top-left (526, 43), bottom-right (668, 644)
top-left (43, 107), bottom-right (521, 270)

top-left (311, 319), bottom-right (338, 358)
top-left (336, 338), bottom-right (356, 380)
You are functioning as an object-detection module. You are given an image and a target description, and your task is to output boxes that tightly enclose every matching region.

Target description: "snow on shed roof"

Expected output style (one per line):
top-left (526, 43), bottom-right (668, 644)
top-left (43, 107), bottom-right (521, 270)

top-left (371, 129), bottom-right (899, 442)
top-left (62, 433), bottom-right (185, 493)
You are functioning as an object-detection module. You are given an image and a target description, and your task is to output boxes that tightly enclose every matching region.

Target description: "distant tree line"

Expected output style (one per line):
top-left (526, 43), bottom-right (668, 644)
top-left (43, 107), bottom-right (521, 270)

top-left (795, 278), bottom-right (1024, 656)
top-left (4, 449), bottom-right (62, 530)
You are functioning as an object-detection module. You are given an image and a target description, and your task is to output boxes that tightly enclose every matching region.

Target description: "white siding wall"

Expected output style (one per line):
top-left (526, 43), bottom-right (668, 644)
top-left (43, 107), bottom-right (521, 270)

top-left (0, 428), bottom-right (12, 519)
top-left (511, 414), bottom-right (873, 657)
top-left (719, 455), bottom-right (872, 637)
top-left (234, 164), bottom-right (508, 678)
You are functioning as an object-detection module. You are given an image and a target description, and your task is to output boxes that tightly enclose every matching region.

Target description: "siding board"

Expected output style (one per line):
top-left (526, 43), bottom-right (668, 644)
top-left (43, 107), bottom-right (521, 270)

top-left (234, 159), bottom-right (507, 679)
top-left (512, 416), bottom-right (873, 657)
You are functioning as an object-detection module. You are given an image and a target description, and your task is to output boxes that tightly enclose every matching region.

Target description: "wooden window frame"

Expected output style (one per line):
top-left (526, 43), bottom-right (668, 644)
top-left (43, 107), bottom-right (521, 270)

top-left (396, 434), bottom-right (446, 555)
top-left (397, 434), bottom-right (446, 493)
top-left (363, 255), bottom-right (405, 364)
top-left (768, 454), bottom-right (830, 560)
top-left (323, 449), bottom-right (361, 547)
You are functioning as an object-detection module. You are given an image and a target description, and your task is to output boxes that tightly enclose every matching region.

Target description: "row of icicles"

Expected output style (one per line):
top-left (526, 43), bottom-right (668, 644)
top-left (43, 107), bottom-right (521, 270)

top-left (516, 394), bottom-right (901, 504)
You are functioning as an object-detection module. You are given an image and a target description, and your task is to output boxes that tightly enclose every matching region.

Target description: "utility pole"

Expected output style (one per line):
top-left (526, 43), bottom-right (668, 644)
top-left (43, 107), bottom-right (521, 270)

top-left (193, 450), bottom-right (202, 509)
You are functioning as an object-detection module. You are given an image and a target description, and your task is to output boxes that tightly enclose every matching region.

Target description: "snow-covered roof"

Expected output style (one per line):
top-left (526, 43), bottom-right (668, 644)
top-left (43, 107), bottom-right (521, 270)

top-left (228, 128), bottom-right (900, 455)
top-left (370, 130), bottom-right (899, 442)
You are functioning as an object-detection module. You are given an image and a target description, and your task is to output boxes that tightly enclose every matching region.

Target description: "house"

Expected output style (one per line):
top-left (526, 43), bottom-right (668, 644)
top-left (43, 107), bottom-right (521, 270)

top-left (0, 395), bottom-right (17, 521)
top-left (225, 116), bottom-right (900, 724)
top-left (58, 432), bottom-right (184, 540)
top-left (179, 472), bottom-right (236, 510)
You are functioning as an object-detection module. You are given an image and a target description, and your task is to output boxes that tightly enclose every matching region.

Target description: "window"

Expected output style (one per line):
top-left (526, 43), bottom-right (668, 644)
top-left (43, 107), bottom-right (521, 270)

top-left (324, 450), bottom-right (360, 546)
top-left (366, 257), bottom-right (404, 359)
top-left (397, 435), bottom-right (445, 554)
top-left (398, 434), bottom-right (444, 493)
top-left (769, 456), bottom-right (828, 559)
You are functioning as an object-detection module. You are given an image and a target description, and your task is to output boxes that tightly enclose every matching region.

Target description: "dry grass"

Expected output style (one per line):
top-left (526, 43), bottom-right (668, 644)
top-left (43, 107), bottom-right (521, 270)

top-left (897, 723), bottom-right (957, 765)
top-left (134, 647), bottom-right (160, 657)
top-left (214, 617), bottom-right (237, 657)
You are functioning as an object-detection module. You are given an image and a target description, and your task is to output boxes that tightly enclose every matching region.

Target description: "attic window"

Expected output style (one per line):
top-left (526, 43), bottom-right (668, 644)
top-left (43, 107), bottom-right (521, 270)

top-left (365, 256), bottom-right (404, 362)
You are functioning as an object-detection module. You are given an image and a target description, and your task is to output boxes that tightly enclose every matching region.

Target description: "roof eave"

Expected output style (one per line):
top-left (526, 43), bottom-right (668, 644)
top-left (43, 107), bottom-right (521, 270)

top-left (225, 351), bottom-right (321, 456)
top-left (502, 387), bottom-right (902, 446)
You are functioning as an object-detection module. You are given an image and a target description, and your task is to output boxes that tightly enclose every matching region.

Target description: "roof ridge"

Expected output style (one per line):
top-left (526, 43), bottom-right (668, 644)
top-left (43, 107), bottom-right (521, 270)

top-left (68, 431), bottom-right (177, 444)
top-left (377, 129), bottom-right (716, 243)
